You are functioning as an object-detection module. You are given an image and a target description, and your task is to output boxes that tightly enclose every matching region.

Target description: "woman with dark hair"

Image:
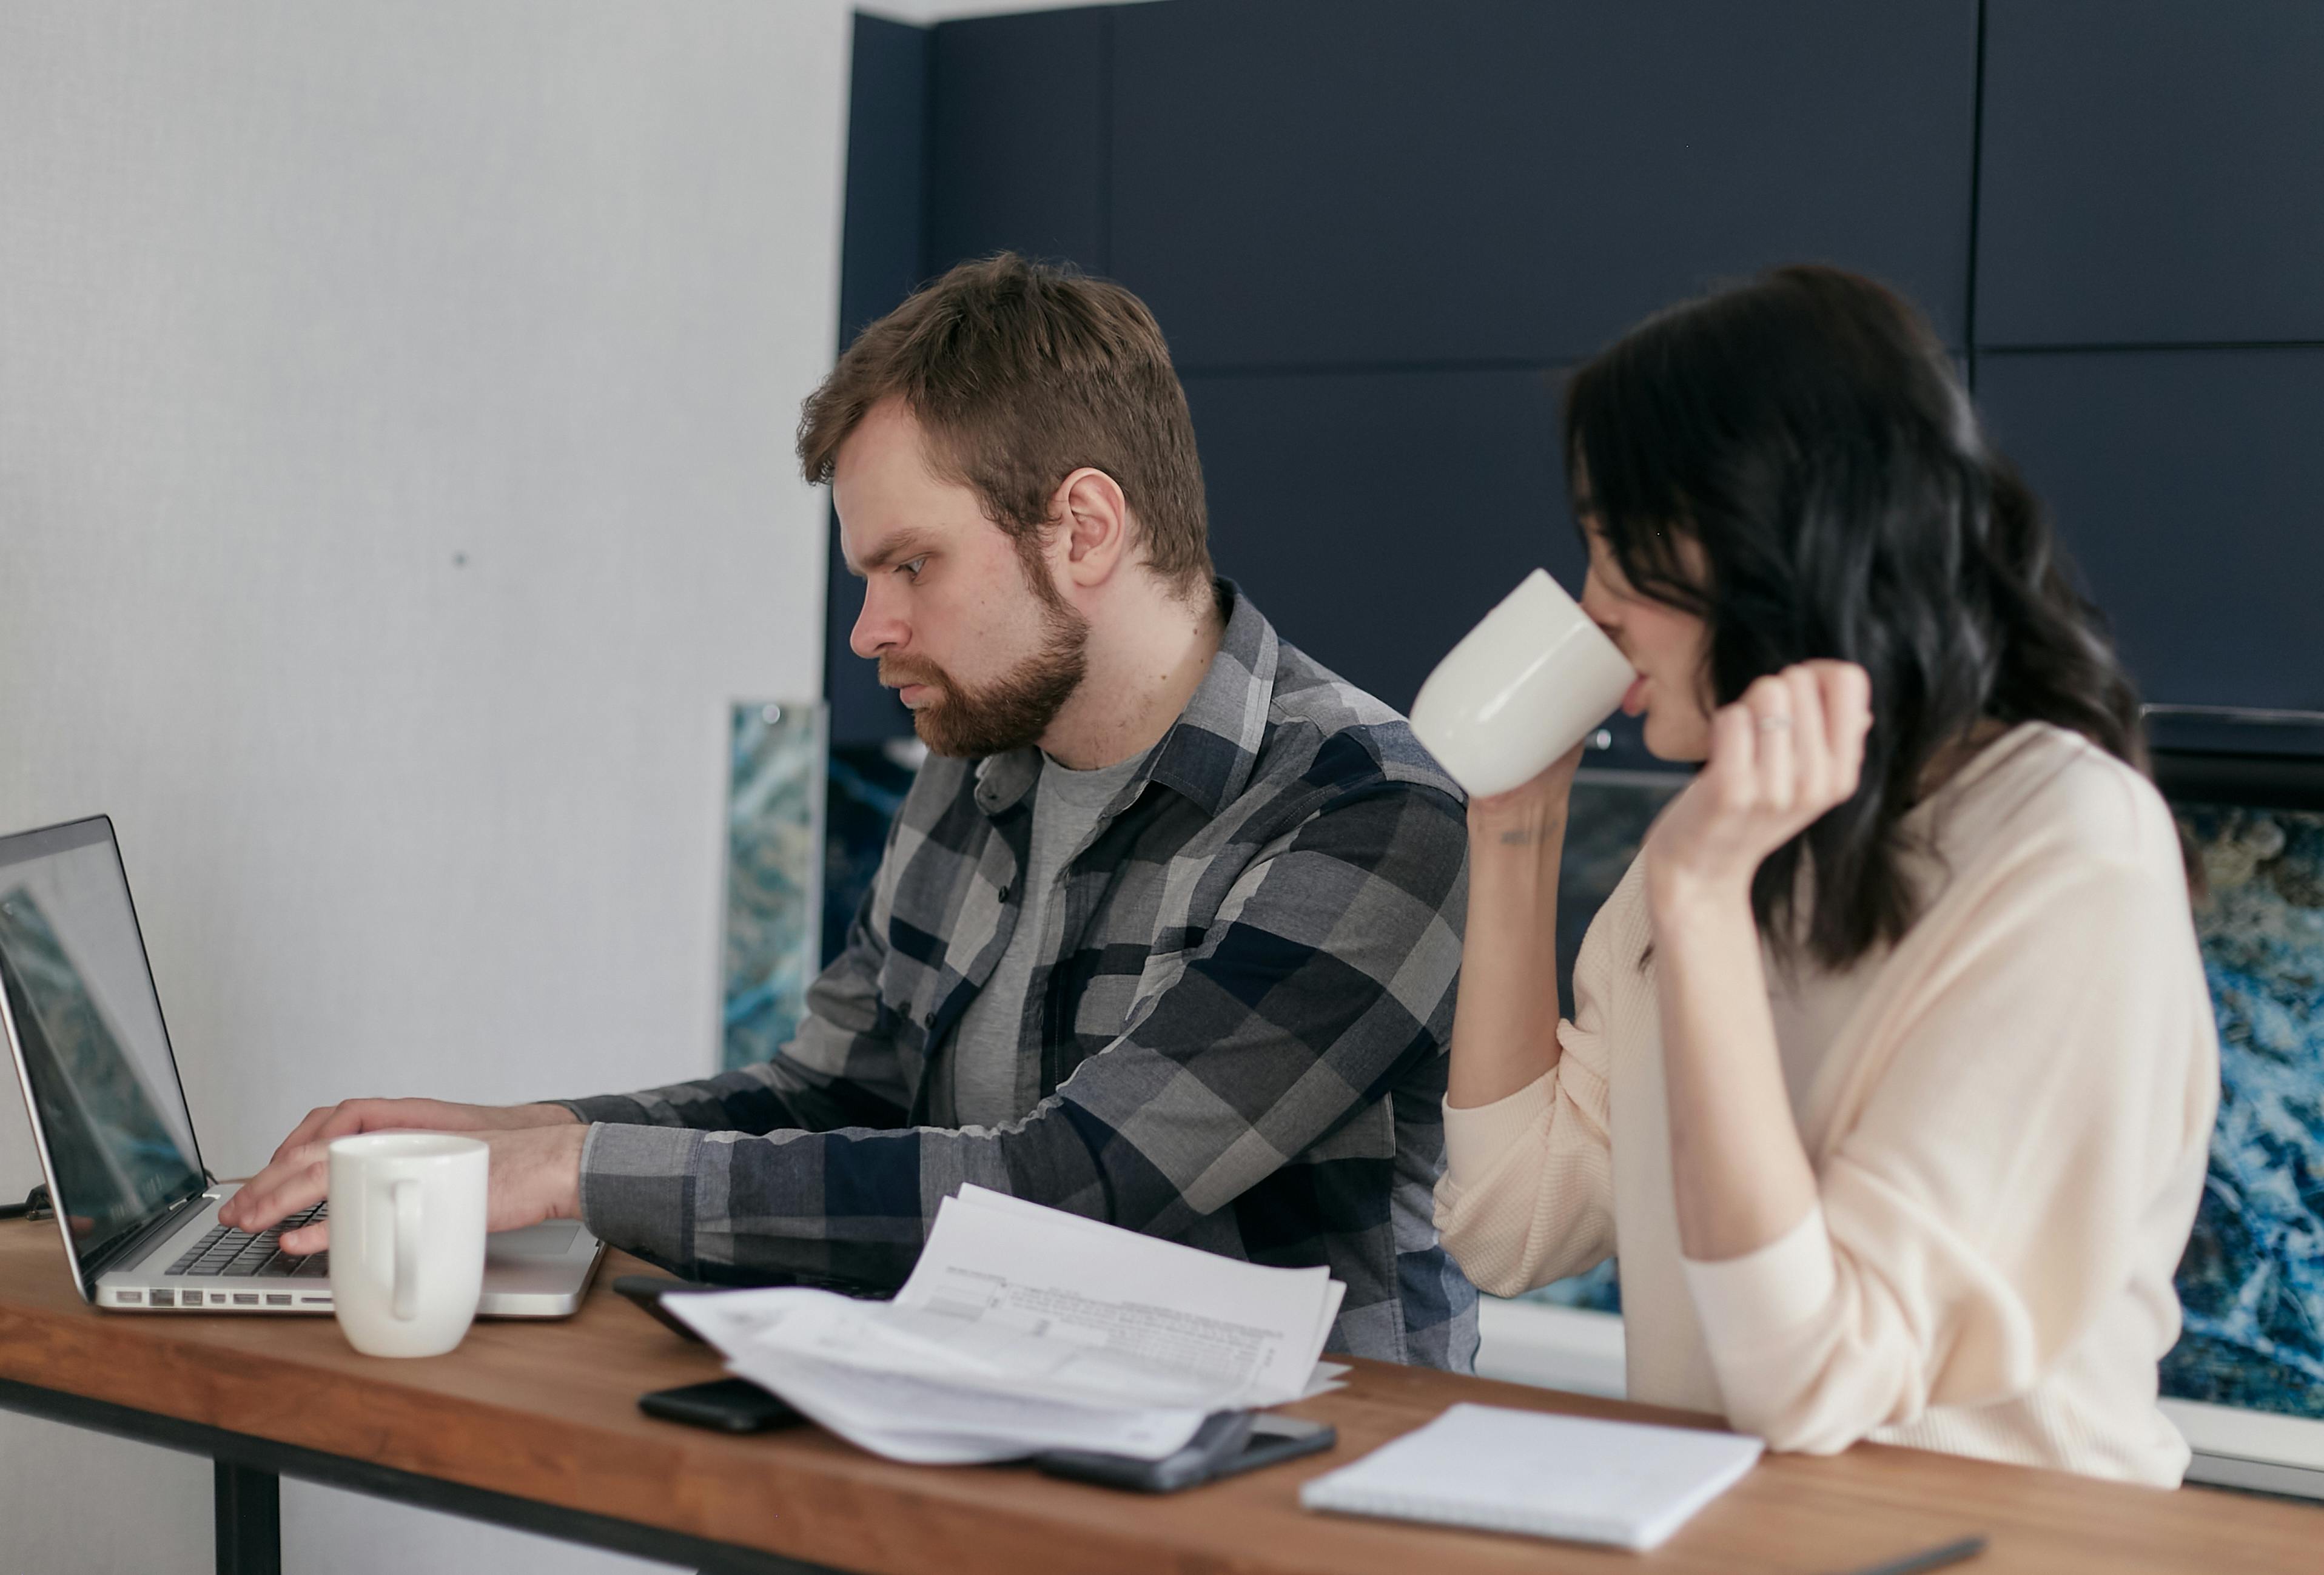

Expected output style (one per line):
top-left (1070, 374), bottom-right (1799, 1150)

top-left (1434, 265), bottom-right (2217, 1483)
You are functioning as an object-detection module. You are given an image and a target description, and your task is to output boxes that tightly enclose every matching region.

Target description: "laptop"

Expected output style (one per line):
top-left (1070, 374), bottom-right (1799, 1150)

top-left (0, 814), bottom-right (602, 1316)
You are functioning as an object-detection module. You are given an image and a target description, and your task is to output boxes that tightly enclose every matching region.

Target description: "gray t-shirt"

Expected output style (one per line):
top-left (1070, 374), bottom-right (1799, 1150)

top-left (947, 751), bottom-right (1145, 1128)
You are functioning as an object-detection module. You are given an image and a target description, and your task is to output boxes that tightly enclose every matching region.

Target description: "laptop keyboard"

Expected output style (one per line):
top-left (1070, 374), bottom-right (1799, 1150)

top-left (166, 1203), bottom-right (330, 1278)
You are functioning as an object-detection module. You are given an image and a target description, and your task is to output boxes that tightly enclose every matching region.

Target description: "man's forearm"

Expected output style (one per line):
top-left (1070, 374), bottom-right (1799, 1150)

top-left (558, 1055), bottom-right (907, 1137)
top-left (576, 1119), bottom-right (968, 1286)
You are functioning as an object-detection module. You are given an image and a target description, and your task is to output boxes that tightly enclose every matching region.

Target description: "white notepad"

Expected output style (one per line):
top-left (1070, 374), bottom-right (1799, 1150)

top-left (1298, 1403), bottom-right (1763, 1551)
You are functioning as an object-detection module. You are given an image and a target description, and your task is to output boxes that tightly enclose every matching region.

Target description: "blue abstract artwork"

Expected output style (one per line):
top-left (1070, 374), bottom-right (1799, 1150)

top-left (821, 738), bottom-right (929, 966)
top-left (2161, 804), bottom-right (2324, 1419)
top-left (720, 702), bottom-right (824, 1074)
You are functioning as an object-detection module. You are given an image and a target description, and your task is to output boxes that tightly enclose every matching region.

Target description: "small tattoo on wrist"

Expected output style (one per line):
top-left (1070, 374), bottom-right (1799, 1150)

top-left (1499, 828), bottom-right (1541, 846)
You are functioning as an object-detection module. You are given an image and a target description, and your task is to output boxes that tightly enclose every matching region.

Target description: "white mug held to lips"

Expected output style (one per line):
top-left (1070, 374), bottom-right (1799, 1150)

top-left (1408, 568), bottom-right (1638, 798)
top-left (327, 1132), bottom-right (488, 1357)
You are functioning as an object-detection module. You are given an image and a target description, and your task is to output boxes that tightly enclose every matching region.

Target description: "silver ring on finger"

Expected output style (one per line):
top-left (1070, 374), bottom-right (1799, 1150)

top-left (1755, 714), bottom-right (1793, 733)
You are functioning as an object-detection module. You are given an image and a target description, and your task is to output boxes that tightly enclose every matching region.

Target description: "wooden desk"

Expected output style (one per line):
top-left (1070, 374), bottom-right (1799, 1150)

top-left (1, 1217), bottom-right (2316, 1575)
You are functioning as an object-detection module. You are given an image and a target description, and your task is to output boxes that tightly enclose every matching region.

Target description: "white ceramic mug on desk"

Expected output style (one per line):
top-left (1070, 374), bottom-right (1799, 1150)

top-left (1409, 568), bottom-right (1637, 798)
top-left (327, 1132), bottom-right (488, 1357)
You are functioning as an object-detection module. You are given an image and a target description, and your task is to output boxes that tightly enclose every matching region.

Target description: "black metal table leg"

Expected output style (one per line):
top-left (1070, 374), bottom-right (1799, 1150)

top-left (215, 1460), bottom-right (281, 1575)
top-left (2, 1377), bottom-right (835, 1573)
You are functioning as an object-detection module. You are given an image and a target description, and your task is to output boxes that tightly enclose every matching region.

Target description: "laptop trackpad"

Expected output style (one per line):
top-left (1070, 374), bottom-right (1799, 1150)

top-left (488, 1221), bottom-right (583, 1261)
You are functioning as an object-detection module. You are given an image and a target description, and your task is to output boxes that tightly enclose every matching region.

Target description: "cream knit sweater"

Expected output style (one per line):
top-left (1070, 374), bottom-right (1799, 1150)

top-left (1435, 724), bottom-right (2218, 1485)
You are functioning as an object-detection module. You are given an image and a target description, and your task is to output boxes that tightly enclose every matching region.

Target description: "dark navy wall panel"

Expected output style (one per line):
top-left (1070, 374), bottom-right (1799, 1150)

top-left (839, 14), bottom-right (932, 341)
top-left (1978, 349), bottom-right (2324, 711)
top-left (1978, 0), bottom-right (2324, 349)
top-left (928, 7), bottom-right (1109, 274)
top-left (836, 0), bottom-right (2324, 744)
top-left (1184, 367), bottom-right (1582, 714)
top-left (831, 13), bottom-right (932, 746)
top-left (1112, 0), bottom-right (1975, 371)
top-left (827, 547), bottom-right (913, 747)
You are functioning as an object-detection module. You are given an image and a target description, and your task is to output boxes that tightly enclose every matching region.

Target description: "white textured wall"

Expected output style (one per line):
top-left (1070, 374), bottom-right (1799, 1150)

top-left (0, 2), bottom-right (851, 1569)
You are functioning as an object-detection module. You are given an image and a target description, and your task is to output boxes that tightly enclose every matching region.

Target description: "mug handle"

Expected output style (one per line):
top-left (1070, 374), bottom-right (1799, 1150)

top-left (391, 1178), bottom-right (420, 1322)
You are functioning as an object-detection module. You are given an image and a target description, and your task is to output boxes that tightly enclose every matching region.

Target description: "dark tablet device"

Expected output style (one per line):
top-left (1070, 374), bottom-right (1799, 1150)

top-left (613, 1275), bottom-right (713, 1341)
top-left (637, 1377), bottom-right (804, 1434)
top-left (1034, 1412), bottom-right (1336, 1493)
top-left (614, 1271), bottom-right (892, 1343)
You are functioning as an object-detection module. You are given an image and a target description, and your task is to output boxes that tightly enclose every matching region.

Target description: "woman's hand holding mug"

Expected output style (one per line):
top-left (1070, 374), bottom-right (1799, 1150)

top-left (1465, 742), bottom-right (1590, 852)
top-left (1408, 568), bottom-right (1637, 838)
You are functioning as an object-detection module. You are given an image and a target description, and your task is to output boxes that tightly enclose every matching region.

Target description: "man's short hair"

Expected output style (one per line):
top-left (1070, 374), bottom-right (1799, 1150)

top-left (798, 254), bottom-right (1214, 596)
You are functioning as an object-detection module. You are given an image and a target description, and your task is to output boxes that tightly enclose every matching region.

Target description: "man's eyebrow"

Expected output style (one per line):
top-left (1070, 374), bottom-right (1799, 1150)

top-left (850, 527), bottom-right (938, 577)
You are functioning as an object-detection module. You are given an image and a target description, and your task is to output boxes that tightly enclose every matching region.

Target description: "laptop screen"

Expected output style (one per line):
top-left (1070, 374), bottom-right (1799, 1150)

top-left (0, 818), bottom-right (206, 1285)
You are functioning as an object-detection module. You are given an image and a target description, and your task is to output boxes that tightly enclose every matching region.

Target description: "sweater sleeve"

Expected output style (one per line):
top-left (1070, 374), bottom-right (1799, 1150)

top-left (1679, 850), bottom-right (2218, 1454)
top-left (1432, 861), bottom-right (1645, 1296)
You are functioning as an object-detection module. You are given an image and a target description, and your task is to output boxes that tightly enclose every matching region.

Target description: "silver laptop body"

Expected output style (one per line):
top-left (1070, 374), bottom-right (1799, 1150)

top-left (0, 814), bottom-right (602, 1317)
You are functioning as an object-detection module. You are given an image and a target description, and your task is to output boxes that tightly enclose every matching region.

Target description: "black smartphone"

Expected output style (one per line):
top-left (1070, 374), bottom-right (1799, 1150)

top-left (1034, 1412), bottom-right (1337, 1493)
top-left (637, 1377), bottom-right (804, 1434)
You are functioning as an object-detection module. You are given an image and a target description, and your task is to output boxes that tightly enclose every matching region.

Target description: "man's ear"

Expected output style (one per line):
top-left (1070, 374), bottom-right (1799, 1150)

top-left (1049, 468), bottom-right (1132, 589)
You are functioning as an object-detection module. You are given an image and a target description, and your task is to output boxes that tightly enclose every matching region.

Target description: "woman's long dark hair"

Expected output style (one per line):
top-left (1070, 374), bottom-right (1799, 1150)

top-left (1564, 264), bottom-right (2148, 971)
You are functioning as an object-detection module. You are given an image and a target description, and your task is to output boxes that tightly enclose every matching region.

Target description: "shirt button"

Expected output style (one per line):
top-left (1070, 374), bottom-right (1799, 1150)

top-left (997, 885), bottom-right (1012, 902)
top-left (922, 1010), bottom-right (937, 1027)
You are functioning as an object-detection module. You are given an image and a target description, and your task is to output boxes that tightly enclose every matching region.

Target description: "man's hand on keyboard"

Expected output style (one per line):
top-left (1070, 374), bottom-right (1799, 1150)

top-left (218, 1103), bottom-right (588, 1254)
top-left (268, 1096), bottom-right (579, 1168)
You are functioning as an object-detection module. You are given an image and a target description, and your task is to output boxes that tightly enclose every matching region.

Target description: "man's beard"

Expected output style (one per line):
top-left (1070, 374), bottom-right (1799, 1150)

top-left (880, 590), bottom-right (1089, 759)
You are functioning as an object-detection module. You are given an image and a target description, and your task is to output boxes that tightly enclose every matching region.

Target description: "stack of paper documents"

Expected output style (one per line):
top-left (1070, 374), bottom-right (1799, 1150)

top-left (666, 1185), bottom-right (1348, 1464)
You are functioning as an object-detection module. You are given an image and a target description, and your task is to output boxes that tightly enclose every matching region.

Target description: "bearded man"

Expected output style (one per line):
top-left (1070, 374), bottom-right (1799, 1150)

top-left (223, 255), bottom-right (1478, 1368)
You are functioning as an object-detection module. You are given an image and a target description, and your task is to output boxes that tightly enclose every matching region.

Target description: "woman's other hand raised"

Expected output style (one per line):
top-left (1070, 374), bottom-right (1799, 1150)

top-left (1644, 661), bottom-right (1873, 909)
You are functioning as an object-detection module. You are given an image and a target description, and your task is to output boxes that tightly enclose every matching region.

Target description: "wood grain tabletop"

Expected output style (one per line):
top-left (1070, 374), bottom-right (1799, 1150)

top-left (0, 1218), bottom-right (2313, 1574)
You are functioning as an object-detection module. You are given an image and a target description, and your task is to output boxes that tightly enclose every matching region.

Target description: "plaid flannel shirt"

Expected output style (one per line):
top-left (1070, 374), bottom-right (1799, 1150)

top-left (562, 584), bottom-right (1479, 1368)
